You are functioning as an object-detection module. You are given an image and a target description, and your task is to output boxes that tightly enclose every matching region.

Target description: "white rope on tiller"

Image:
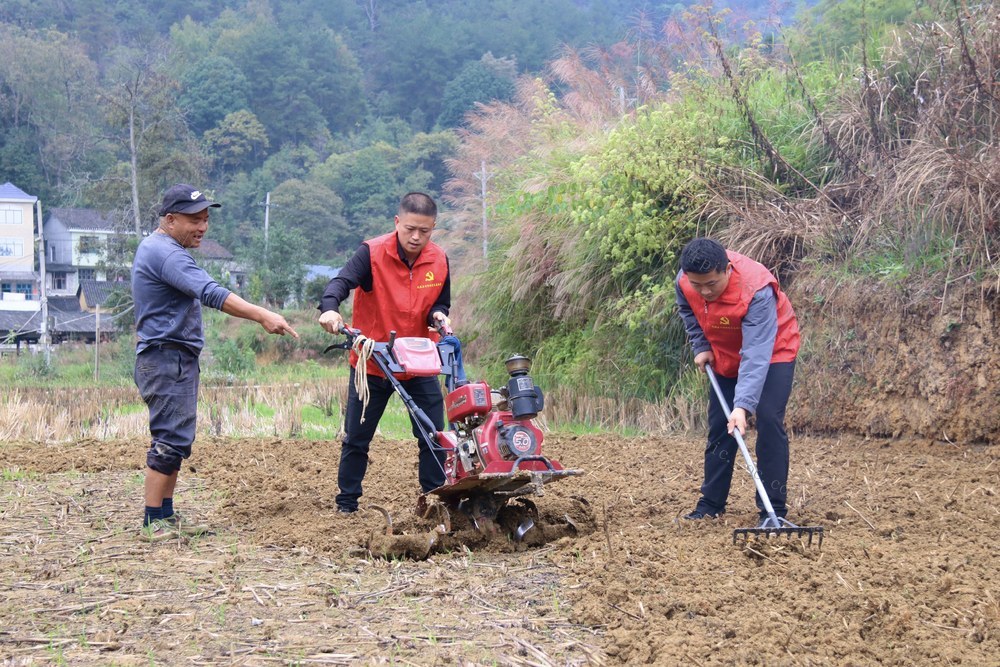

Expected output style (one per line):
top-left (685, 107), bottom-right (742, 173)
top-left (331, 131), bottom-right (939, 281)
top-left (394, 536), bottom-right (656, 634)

top-left (352, 335), bottom-right (376, 424)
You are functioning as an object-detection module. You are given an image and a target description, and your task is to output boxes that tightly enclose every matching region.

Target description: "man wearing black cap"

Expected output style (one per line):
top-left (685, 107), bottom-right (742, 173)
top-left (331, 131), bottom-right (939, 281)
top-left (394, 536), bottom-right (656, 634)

top-left (132, 183), bottom-right (299, 542)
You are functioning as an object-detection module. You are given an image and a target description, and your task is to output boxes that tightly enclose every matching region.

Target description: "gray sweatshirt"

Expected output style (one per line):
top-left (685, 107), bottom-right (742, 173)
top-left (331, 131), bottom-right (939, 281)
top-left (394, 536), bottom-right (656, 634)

top-left (132, 232), bottom-right (231, 355)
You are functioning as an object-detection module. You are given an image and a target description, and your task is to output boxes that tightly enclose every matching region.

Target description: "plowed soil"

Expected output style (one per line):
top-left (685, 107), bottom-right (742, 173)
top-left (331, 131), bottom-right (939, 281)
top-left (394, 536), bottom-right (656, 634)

top-left (1, 431), bottom-right (998, 665)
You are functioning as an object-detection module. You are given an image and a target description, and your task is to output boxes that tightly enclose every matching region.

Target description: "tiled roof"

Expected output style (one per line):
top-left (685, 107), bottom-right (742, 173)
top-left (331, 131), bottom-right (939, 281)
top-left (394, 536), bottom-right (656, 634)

top-left (78, 279), bottom-right (120, 308)
top-left (0, 302), bottom-right (113, 335)
top-left (0, 182), bottom-right (37, 202)
top-left (0, 310), bottom-right (40, 335)
top-left (46, 207), bottom-right (116, 231)
top-left (0, 271), bottom-right (38, 281)
top-left (48, 295), bottom-right (83, 313)
top-left (50, 310), bottom-right (114, 333)
top-left (191, 238), bottom-right (234, 260)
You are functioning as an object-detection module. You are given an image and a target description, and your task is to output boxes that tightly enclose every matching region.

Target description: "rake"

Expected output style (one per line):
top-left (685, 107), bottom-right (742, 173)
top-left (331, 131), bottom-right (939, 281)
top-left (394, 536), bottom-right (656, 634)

top-left (705, 364), bottom-right (824, 548)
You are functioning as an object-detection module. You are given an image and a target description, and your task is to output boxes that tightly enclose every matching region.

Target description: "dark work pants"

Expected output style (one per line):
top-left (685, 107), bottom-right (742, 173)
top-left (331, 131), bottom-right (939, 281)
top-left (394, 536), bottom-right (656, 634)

top-left (335, 367), bottom-right (446, 511)
top-left (134, 346), bottom-right (200, 474)
top-left (696, 361), bottom-right (795, 519)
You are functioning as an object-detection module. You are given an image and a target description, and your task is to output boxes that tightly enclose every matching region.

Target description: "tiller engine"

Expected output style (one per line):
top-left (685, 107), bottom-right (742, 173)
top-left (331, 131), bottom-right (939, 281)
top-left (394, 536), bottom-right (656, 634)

top-left (327, 327), bottom-right (582, 540)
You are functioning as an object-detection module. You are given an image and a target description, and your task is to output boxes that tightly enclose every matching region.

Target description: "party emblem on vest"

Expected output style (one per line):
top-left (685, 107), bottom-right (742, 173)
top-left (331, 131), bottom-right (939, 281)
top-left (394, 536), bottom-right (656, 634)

top-left (425, 271), bottom-right (435, 281)
top-left (720, 316), bottom-right (730, 325)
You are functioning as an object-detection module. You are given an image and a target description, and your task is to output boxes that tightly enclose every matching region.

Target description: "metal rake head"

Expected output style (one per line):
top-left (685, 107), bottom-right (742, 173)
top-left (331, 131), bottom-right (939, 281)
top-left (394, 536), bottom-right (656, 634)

top-left (733, 525), bottom-right (824, 548)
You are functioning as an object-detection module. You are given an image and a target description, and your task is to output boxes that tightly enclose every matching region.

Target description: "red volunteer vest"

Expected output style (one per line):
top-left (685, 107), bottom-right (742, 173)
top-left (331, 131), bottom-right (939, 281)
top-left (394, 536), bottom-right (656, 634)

top-left (679, 251), bottom-right (799, 378)
top-left (350, 232), bottom-right (448, 379)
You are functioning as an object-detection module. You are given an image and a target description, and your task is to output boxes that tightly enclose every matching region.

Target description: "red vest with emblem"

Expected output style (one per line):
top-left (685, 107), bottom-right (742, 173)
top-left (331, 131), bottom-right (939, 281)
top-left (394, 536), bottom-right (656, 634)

top-left (679, 251), bottom-right (799, 378)
top-left (350, 231), bottom-right (449, 379)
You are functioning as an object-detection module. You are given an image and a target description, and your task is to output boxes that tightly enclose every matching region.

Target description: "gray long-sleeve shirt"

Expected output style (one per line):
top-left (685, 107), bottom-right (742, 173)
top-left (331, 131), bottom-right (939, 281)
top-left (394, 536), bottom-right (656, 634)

top-left (675, 278), bottom-right (778, 414)
top-left (132, 231), bottom-right (232, 355)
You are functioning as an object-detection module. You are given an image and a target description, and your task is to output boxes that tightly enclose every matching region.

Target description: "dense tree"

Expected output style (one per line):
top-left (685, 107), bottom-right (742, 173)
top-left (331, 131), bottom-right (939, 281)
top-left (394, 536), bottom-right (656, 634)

top-left (296, 28), bottom-right (367, 135)
top-left (0, 26), bottom-right (105, 197)
top-left (316, 143), bottom-right (399, 244)
top-left (436, 56), bottom-right (517, 129)
top-left (207, 8), bottom-right (363, 148)
top-left (204, 110), bottom-right (269, 177)
top-left (0, 128), bottom-right (46, 196)
top-left (243, 224), bottom-right (308, 308)
top-left (793, 0), bottom-right (930, 61)
top-left (178, 55), bottom-right (251, 136)
top-left (268, 179), bottom-right (347, 258)
top-left (210, 145), bottom-right (321, 252)
top-left (97, 44), bottom-right (201, 234)
top-left (402, 131), bottom-right (459, 195)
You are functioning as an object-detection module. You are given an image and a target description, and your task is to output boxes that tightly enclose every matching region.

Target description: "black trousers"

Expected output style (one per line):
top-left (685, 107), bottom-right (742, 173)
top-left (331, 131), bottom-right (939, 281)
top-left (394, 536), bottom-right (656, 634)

top-left (336, 367), bottom-right (446, 511)
top-left (696, 361), bottom-right (795, 519)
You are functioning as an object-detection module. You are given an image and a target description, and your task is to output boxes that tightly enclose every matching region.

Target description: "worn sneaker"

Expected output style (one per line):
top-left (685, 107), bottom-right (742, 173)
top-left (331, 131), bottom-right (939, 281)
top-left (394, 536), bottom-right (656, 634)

top-left (164, 512), bottom-right (211, 537)
top-left (682, 509), bottom-right (724, 520)
top-left (140, 519), bottom-right (182, 543)
top-left (336, 505), bottom-right (357, 514)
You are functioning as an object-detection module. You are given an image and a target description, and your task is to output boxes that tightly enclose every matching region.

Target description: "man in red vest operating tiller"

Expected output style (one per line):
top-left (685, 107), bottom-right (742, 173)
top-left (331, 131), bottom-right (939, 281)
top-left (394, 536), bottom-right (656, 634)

top-left (318, 192), bottom-right (451, 514)
top-left (675, 238), bottom-right (800, 525)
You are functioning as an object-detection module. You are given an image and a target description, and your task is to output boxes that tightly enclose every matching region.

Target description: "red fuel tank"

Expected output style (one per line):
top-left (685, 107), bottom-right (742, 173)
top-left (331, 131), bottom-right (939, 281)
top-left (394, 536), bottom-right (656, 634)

top-left (445, 382), bottom-right (492, 422)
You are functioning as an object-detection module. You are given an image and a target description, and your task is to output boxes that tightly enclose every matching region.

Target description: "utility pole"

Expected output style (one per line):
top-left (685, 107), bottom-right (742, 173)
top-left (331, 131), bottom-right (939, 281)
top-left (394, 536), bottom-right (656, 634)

top-left (94, 308), bottom-right (100, 381)
top-left (262, 191), bottom-right (271, 262)
top-left (473, 161), bottom-right (492, 260)
top-left (35, 199), bottom-right (51, 366)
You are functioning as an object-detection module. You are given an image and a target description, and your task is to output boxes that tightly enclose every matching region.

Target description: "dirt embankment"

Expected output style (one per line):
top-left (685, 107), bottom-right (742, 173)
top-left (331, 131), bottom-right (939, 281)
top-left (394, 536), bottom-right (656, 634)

top-left (787, 276), bottom-right (999, 444)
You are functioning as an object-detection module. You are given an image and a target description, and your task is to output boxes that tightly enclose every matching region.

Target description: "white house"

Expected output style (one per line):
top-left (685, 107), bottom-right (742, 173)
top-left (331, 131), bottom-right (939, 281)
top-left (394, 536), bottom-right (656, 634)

top-left (43, 207), bottom-right (118, 295)
top-left (0, 182), bottom-right (39, 307)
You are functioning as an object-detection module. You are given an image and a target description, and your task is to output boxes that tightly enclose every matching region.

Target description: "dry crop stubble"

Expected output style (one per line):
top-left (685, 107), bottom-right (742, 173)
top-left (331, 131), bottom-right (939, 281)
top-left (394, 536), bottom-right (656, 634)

top-left (1, 432), bottom-right (998, 664)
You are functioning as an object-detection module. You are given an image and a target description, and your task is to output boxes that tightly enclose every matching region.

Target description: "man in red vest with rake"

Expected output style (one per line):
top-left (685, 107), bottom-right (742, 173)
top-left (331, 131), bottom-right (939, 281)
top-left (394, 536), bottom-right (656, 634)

top-left (318, 192), bottom-right (451, 514)
top-left (675, 238), bottom-right (800, 525)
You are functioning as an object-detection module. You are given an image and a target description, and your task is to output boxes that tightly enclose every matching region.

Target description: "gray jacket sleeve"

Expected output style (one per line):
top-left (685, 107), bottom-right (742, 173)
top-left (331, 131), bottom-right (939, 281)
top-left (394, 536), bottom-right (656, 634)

top-left (675, 273), bottom-right (711, 356)
top-left (733, 286), bottom-right (778, 414)
top-left (161, 249), bottom-right (231, 310)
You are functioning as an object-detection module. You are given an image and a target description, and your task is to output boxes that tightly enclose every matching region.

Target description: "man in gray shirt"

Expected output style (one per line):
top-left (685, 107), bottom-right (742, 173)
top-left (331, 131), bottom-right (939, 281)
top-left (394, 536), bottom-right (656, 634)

top-left (132, 183), bottom-right (298, 542)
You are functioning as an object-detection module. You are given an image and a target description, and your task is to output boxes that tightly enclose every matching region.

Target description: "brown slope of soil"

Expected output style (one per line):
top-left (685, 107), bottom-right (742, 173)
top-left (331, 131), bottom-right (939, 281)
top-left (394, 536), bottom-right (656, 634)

top-left (788, 277), bottom-right (1000, 443)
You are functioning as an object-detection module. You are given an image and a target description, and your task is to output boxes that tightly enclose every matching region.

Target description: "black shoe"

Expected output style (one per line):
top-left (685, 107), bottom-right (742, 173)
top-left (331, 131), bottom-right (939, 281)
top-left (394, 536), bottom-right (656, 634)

top-left (336, 505), bottom-right (357, 514)
top-left (682, 509), bottom-right (723, 520)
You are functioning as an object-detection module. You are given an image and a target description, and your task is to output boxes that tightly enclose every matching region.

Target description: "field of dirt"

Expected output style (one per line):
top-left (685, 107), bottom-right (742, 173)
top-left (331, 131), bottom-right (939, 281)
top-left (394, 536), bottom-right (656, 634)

top-left (2, 429), bottom-right (997, 665)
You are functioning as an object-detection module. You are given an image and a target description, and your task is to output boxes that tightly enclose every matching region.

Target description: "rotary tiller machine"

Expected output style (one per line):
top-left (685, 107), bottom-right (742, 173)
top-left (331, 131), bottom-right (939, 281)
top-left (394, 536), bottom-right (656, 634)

top-left (328, 326), bottom-right (583, 540)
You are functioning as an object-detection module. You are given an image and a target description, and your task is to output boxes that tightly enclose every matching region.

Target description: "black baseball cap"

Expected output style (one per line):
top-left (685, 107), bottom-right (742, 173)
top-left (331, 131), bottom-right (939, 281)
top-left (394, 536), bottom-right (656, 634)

top-left (158, 184), bottom-right (221, 216)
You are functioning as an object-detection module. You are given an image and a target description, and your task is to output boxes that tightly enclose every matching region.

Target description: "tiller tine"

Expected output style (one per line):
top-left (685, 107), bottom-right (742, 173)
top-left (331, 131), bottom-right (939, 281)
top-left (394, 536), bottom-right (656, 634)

top-left (513, 498), bottom-right (538, 542)
top-left (369, 504), bottom-right (394, 536)
top-left (514, 517), bottom-right (535, 542)
top-left (733, 517), bottom-right (824, 548)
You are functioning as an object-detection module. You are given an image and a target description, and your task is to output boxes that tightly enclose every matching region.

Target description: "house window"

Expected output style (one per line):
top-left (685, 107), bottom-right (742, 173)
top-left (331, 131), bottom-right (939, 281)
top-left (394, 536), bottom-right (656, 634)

top-left (78, 235), bottom-right (101, 253)
top-left (78, 268), bottom-right (96, 281)
top-left (15, 282), bottom-right (32, 296)
top-left (0, 238), bottom-right (24, 256)
top-left (53, 273), bottom-right (67, 290)
top-left (0, 206), bottom-right (23, 225)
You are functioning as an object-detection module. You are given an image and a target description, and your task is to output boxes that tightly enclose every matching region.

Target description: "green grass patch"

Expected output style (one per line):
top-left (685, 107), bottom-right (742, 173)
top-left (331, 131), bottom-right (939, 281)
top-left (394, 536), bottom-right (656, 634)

top-left (300, 404), bottom-right (341, 441)
top-left (548, 422), bottom-right (643, 437)
top-left (109, 403), bottom-right (146, 417)
top-left (2, 468), bottom-right (38, 481)
top-left (373, 395), bottom-right (418, 439)
top-left (297, 394), bottom-right (441, 441)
